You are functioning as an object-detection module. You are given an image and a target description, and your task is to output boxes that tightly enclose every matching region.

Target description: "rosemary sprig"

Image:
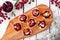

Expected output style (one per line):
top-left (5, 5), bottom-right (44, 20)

top-left (12, 12), bottom-right (16, 16)
top-left (15, 0), bottom-right (19, 6)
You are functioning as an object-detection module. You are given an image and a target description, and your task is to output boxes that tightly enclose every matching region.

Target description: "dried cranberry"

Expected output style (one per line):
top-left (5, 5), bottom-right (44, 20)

top-left (2, 1), bottom-right (13, 12)
top-left (50, 0), bottom-right (54, 4)
top-left (54, 0), bottom-right (58, 3)
top-left (43, 11), bottom-right (50, 18)
top-left (0, 12), bottom-right (6, 20)
top-left (5, 13), bottom-right (7, 15)
top-left (55, 1), bottom-right (59, 6)
top-left (8, 17), bottom-right (10, 20)
top-left (0, 12), bottom-right (4, 17)
top-left (59, 6), bottom-right (60, 8)
top-left (32, 9), bottom-right (39, 17)
top-left (14, 23), bottom-right (21, 31)
top-left (20, 14), bottom-right (27, 22)
top-left (38, 21), bottom-right (46, 28)
top-left (23, 28), bottom-right (31, 36)
top-left (0, 20), bottom-right (3, 24)
top-left (15, 2), bottom-right (24, 10)
top-left (0, 6), bottom-right (3, 12)
top-left (29, 0), bottom-right (31, 4)
top-left (22, 0), bottom-right (28, 4)
top-left (28, 19), bottom-right (36, 27)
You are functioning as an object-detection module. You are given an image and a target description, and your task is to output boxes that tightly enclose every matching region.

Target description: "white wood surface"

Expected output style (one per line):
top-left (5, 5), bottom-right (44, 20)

top-left (0, 0), bottom-right (60, 40)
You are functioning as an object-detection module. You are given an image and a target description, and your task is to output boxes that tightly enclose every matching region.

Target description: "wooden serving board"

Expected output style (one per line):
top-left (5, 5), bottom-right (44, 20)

top-left (0, 4), bottom-right (53, 40)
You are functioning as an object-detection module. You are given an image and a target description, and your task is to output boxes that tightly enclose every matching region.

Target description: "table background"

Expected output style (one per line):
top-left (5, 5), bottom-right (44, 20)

top-left (0, 0), bottom-right (60, 40)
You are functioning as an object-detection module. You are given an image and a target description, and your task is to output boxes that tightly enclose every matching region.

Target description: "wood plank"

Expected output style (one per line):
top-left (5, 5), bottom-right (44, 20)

top-left (37, 0), bottom-right (50, 40)
top-left (47, 1), bottom-right (59, 40)
top-left (24, 0), bottom-right (36, 12)
top-left (23, 0), bottom-right (37, 40)
top-left (37, 0), bottom-right (49, 7)
top-left (49, 1), bottom-right (59, 34)
top-left (29, 0), bottom-right (37, 40)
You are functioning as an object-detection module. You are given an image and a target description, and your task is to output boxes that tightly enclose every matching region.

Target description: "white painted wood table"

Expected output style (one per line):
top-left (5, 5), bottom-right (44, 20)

top-left (0, 0), bottom-right (60, 40)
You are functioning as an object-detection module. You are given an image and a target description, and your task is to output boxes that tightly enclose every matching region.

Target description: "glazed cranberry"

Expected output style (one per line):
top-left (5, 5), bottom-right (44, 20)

top-left (38, 21), bottom-right (46, 28)
top-left (23, 28), bottom-right (31, 36)
top-left (20, 15), bottom-right (27, 22)
top-left (15, 2), bottom-right (24, 10)
top-left (14, 23), bottom-right (21, 31)
top-left (2, 1), bottom-right (13, 12)
top-left (29, 19), bottom-right (36, 27)
top-left (43, 11), bottom-right (50, 18)
top-left (32, 9), bottom-right (39, 17)
top-left (22, 0), bottom-right (28, 4)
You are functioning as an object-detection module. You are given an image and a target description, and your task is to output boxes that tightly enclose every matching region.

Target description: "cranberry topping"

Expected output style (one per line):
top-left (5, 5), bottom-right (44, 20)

top-left (23, 28), bottom-right (31, 36)
top-left (14, 23), bottom-right (21, 31)
top-left (20, 14), bottom-right (27, 22)
top-left (43, 11), bottom-right (50, 18)
top-left (32, 9), bottom-right (39, 17)
top-left (2, 1), bottom-right (13, 12)
top-left (38, 21), bottom-right (46, 28)
top-left (29, 19), bottom-right (36, 27)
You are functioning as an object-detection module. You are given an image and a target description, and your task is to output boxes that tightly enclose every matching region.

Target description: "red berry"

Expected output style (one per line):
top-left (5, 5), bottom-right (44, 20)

top-left (55, 1), bottom-right (59, 6)
top-left (14, 23), bottom-right (21, 31)
top-left (0, 6), bottom-right (3, 12)
top-left (0, 12), bottom-right (4, 17)
top-left (59, 6), bottom-right (60, 8)
top-left (50, 0), bottom-right (54, 4)
top-left (0, 20), bottom-right (3, 24)
top-left (22, 0), bottom-right (28, 4)
top-left (3, 16), bottom-right (6, 20)
top-left (5, 13), bottom-right (7, 15)
top-left (8, 17), bottom-right (10, 20)
top-left (15, 2), bottom-right (24, 10)
top-left (2, 1), bottom-right (13, 12)
top-left (28, 19), bottom-right (36, 27)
